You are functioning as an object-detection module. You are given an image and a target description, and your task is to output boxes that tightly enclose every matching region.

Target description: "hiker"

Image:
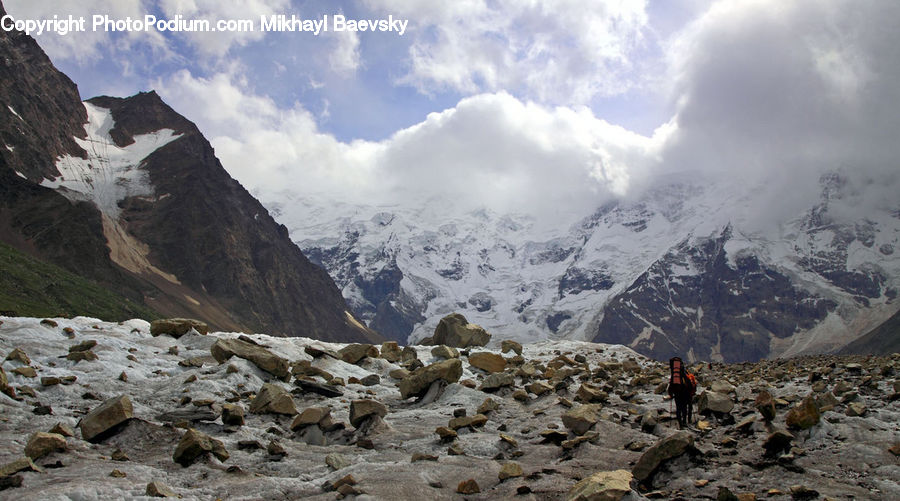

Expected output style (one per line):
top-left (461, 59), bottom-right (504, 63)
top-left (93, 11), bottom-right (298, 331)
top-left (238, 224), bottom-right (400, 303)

top-left (668, 357), bottom-right (696, 429)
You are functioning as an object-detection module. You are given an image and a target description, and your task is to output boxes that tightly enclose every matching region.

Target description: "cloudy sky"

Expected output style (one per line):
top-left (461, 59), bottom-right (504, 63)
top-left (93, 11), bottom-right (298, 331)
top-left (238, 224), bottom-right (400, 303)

top-left (7, 0), bottom-right (899, 226)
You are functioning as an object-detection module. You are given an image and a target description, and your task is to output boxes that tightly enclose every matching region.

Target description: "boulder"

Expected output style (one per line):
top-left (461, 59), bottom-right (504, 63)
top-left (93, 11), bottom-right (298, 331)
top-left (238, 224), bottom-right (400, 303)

top-left (498, 462), bottom-right (523, 481)
top-left (468, 352), bottom-right (507, 373)
top-left (398, 359), bottom-right (463, 399)
top-left (632, 431), bottom-right (694, 482)
top-left (431, 345), bottom-right (460, 359)
top-left (249, 383), bottom-right (298, 416)
top-left (448, 414), bottom-right (488, 430)
top-left (291, 360), bottom-right (334, 381)
top-left (501, 340), bottom-right (523, 356)
top-left (379, 342), bottom-right (402, 362)
top-left (24, 432), bottom-right (66, 459)
top-left (69, 340), bottom-right (97, 353)
top-left (211, 337), bottom-right (290, 380)
top-left (576, 383), bottom-right (609, 403)
top-left (562, 404), bottom-right (603, 436)
top-left (11, 367), bottom-right (36, 378)
top-left (150, 318), bottom-right (209, 337)
top-left (5, 348), bottom-right (30, 365)
top-left (339, 344), bottom-right (379, 364)
top-left (291, 407), bottom-right (331, 430)
top-left (567, 469), bottom-right (633, 501)
top-left (221, 403), bottom-right (245, 426)
top-left (815, 391), bottom-right (839, 412)
top-left (480, 372), bottom-right (515, 391)
top-left (763, 429), bottom-right (794, 457)
top-left (0, 366), bottom-right (16, 399)
top-left (846, 401), bottom-right (867, 417)
top-left (432, 313), bottom-right (491, 348)
top-left (698, 391), bottom-right (734, 414)
top-left (785, 396), bottom-right (820, 430)
top-left (49, 423), bottom-right (74, 438)
top-left (294, 378), bottom-right (344, 398)
top-left (754, 390), bottom-right (776, 421)
top-left (173, 428), bottom-right (229, 466)
top-left (146, 481), bottom-right (178, 497)
top-left (0, 457), bottom-right (42, 477)
top-left (527, 381), bottom-right (554, 396)
top-left (457, 479), bottom-right (480, 494)
top-left (349, 399), bottom-right (388, 428)
top-left (79, 395), bottom-right (134, 442)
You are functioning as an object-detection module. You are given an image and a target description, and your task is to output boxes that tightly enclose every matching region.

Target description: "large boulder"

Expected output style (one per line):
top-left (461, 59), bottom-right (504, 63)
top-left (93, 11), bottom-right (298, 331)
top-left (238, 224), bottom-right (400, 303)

top-left (211, 337), bottom-right (290, 380)
top-left (431, 313), bottom-right (491, 348)
top-left (562, 404), bottom-right (603, 436)
top-left (150, 318), bottom-right (209, 337)
top-left (79, 395), bottom-right (134, 442)
top-left (24, 432), bottom-right (66, 460)
top-left (379, 342), bottom-right (402, 362)
top-left (632, 431), bottom-right (694, 482)
top-left (785, 395), bottom-right (820, 430)
top-left (249, 383), bottom-right (298, 416)
top-left (173, 428), bottom-right (228, 466)
top-left (468, 352), bottom-right (507, 373)
top-left (697, 391), bottom-right (734, 414)
top-left (349, 399), bottom-right (388, 428)
top-left (567, 469), bottom-right (633, 501)
top-left (398, 359), bottom-right (463, 399)
top-left (339, 344), bottom-right (379, 364)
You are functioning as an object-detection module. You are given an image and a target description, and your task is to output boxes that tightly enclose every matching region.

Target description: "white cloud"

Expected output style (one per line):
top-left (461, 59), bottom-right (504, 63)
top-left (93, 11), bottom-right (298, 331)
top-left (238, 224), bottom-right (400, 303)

top-left (658, 0), bottom-right (900, 217)
top-left (363, 0), bottom-right (651, 104)
top-left (153, 69), bottom-right (658, 226)
top-left (158, 0), bottom-right (289, 58)
top-left (327, 30), bottom-right (361, 75)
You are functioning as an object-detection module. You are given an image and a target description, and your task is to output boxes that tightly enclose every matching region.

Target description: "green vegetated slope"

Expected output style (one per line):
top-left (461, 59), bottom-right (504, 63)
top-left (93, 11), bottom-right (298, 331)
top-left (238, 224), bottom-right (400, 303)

top-left (0, 241), bottom-right (159, 321)
top-left (839, 308), bottom-right (900, 355)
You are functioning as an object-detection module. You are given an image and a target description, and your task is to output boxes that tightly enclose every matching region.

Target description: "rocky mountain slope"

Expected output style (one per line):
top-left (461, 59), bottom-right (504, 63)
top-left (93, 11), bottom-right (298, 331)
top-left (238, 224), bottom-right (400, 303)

top-left (0, 316), bottom-right (897, 499)
top-left (0, 4), bottom-right (376, 343)
top-left (279, 172), bottom-right (899, 362)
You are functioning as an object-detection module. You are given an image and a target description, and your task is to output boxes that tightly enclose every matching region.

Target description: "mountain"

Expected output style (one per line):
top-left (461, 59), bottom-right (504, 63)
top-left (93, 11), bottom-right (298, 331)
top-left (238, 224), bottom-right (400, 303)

top-left (272, 172), bottom-right (899, 362)
top-left (0, 5), bottom-right (377, 343)
top-left (839, 308), bottom-right (900, 355)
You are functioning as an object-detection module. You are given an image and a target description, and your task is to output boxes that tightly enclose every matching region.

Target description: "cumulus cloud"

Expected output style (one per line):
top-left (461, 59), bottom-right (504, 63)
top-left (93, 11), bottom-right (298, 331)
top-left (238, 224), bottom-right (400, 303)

top-left (363, 0), bottom-right (651, 104)
top-left (327, 29), bottom-right (361, 75)
top-left (154, 69), bottom-right (659, 226)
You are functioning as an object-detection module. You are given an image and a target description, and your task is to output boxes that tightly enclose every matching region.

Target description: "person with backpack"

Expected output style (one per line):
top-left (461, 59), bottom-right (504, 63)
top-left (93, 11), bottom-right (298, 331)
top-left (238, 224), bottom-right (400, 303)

top-left (668, 357), bottom-right (697, 429)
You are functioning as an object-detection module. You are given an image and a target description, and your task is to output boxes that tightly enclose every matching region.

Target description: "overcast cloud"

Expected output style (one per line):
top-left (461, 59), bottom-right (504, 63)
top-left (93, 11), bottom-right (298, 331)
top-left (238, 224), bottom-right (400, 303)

top-left (6, 0), bottom-right (899, 227)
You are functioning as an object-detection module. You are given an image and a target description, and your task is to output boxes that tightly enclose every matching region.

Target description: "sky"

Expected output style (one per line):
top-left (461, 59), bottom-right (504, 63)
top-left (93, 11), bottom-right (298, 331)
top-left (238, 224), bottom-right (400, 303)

top-left (6, 0), bottom-right (900, 227)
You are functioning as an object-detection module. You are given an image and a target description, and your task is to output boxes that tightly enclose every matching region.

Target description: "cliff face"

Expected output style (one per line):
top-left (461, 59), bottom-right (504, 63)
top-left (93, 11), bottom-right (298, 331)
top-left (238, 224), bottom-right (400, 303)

top-left (0, 7), bottom-right (379, 342)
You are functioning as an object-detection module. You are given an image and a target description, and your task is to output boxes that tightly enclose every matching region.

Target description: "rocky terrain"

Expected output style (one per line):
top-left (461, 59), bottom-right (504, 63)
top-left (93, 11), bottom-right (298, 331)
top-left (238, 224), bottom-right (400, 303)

top-left (1, 315), bottom-right (898, 500)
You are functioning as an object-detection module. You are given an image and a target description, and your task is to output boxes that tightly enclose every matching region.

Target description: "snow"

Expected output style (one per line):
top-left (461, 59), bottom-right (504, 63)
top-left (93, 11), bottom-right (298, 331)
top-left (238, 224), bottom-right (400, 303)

top-left (41, 102), bottom-right (182, 218)
top-left (14, 170), bottom-right (26, 179)
top-left (258, 171), bottom-right (900, 359)
top-left (7, 105), bottom-right (23, 120)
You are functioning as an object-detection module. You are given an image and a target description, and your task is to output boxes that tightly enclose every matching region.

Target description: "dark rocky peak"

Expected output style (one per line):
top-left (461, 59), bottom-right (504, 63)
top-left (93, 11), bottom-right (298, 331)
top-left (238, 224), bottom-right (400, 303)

top-left (0, 1), bottom-right (87, 181)
top-left (87, 91), bottom-right (198, 147)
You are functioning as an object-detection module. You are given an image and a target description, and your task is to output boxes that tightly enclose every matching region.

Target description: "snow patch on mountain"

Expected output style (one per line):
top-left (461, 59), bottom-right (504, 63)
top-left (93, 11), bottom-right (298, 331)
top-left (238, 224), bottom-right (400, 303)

top-left (41, 102), bottom-right (181, 217)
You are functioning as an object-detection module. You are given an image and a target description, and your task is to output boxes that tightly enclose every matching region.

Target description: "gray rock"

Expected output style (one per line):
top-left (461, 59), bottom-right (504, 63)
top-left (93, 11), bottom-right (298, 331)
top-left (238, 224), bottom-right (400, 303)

top-left (211, 337), bottom-right (290, 380)
top-left (431, 313), bottom-right (491, 348)
top-left (150, 318), bottom-right (209, 337)
top-left (632, 431), bottom-right (694, 482)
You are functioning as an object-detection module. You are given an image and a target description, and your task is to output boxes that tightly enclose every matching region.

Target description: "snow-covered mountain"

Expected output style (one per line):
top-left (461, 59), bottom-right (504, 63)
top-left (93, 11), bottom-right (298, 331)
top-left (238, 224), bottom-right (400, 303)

top-left (265, 172), bottom-right (900, 362)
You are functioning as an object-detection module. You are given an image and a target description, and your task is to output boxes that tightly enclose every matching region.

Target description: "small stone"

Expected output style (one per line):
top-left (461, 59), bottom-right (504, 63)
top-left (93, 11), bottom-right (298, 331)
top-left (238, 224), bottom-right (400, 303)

top-left (69, 340), bottom-right (97, 353)
top-left (33, 403), bottom-right (53, 415)
top-left (499, 433), bottom-right (519, 448)
top-left (66, 350), bottom-right (98, 362)
top-left (846, 401), bottom-right (867, 417)
top-left (562, 404), bottom-right (602, 436)
top-left (412, 452), bottom-right (438, 462)
top-left (360, 374), bottom-right (381, 386)
top-left (431, 345), bottom-right (460, 359)
top-left (338, 343), bottom-right (379, 364)
top-left (146, 481), bottom-right (177, 497)
top-left (763, 429), bottom-right (794, 457)
top-left (112, 448), bottom-right (129, 461)
top-left (249, 383), bottom-right (298, 416)
top-left (695, 479), bottom-right (709, 487)
top-left (436, 426), bottom-right (458, 442)
top-left (24, 432), bottom-right (67, 459)
top-left (150, 318), bottom-right (208, 337)
top-left (500, 340), bottom-right (523, 356)
top-left (467, 352), bottom-right (507, 373)
top-left (5, 348), bottom-right (31, 365)
top-left (448, 442), bottom-right (465, 455)
top-left (457, 479), bottom-right (480, 494)
top-left (379, 341), bottom-right (402, 362)
top-left (290, 406), bottom-right (331, 430)
top-left (567, 469), bottom-right (632, 501)
top-left (49, 423), bottom-right (74, 438)
top-left (110, 469), bottom-right (127, 478)
top-left (513, 389), bottom-right (529, 402)
top-left (789, 485), bottom-right (819, 499)
top-left (41, 376), bottom-right (61, 386)
top-left (222, 403), bottom-right (245, 426)
top-left (118, 372), bottom-right (128, 382)
top-left (326, 452), bottom-right (350, 470)
top-left (755, 390), bottom-right (777, 421)
top-left (785, 396), bottom-right (820, 430)
top-left (331, 474), bottom-right (357, 491)
top-left (267, 440), bottom-right (287, 457)
top-left (478, 398), bottom-right (500, 414)
top-left (173, 428), bottom-right (229, 466)
top-left (12, 367), bottom-right (36, 378)
top-left (498, 462), bottom-right (523, 481)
